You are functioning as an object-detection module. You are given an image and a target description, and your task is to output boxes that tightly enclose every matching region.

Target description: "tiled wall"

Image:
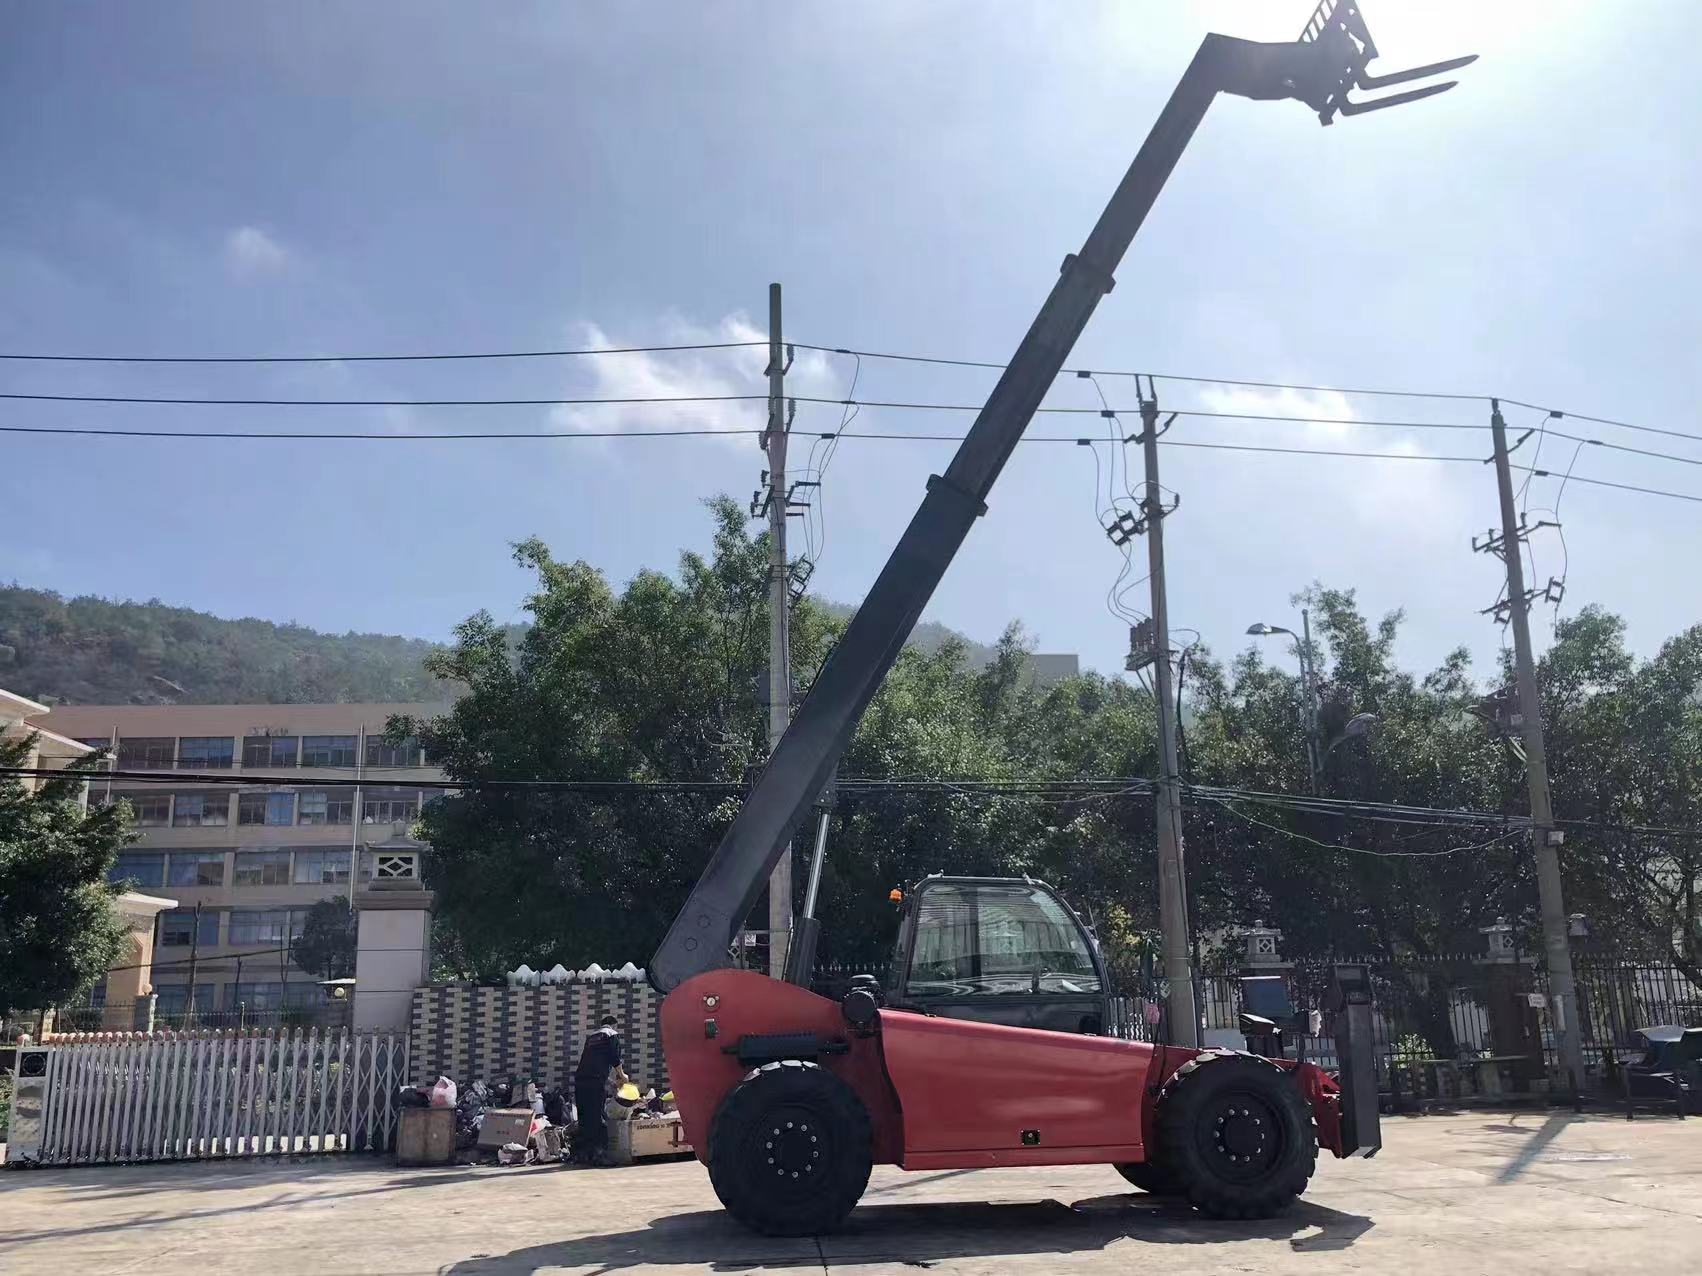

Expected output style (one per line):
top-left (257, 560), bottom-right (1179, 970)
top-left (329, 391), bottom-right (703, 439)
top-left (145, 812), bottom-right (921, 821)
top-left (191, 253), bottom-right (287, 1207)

top-left (408, 983), bottom-right (668, 1093)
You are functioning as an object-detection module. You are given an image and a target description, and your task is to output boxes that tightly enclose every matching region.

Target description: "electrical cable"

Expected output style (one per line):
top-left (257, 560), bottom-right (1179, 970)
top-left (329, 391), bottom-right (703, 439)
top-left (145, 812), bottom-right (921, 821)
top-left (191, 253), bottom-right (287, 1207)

top-left (9, 335), bottom-right (1694, 447)
top-left (27, 766), bottom-right (1702, 842)
top-left (791, 343), bottom-right (1489, 402)
top-left (9, 418), bottom-right (1700, 504)
top-left (1198, 793), bottom-right (1525, 859)
top-left (0, 341), bottom-right (770, 365)
top-left (0, 422), bottom-right (765, 441)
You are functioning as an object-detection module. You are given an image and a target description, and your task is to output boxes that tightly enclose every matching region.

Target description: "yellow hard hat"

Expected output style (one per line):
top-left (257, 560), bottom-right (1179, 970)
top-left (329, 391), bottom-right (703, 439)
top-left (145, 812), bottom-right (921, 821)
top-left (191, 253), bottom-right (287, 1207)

top-left (617, 1082), bottom-right (642, 1104)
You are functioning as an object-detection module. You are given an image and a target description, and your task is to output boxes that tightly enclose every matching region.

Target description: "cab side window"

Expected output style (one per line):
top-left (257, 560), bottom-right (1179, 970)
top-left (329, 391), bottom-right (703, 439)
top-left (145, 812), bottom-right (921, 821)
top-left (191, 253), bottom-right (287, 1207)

top-left (907, 882), bottom-right (1101, 999)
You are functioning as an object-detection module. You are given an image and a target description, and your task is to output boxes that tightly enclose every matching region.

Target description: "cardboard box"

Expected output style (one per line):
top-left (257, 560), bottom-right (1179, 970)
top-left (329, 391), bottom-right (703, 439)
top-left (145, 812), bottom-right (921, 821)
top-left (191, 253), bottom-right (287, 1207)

top-left (476, 1108), bottom-right (536, 1150)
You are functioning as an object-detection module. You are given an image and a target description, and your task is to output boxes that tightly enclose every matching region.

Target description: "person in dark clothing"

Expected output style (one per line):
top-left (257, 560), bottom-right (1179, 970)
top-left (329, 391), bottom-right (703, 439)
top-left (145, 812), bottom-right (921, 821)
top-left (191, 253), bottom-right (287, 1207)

top-left (572, 1014), bottom-right (626, 1165)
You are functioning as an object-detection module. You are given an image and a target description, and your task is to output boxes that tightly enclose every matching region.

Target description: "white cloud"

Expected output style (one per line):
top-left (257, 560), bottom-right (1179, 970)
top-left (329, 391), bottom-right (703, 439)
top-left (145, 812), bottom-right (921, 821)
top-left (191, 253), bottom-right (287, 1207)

top-left (223, 226), bottom-right (291, 279)
top-left (550, 313), bottom-right (841, 450)
top-left (1187, 381), bottom-right (1475, 547)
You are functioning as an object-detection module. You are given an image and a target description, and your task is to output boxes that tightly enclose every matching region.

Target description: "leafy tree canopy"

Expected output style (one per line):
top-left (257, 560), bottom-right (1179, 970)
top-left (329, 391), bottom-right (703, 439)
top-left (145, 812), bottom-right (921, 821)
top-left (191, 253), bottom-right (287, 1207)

top-left (400, 504), bottom-right (1702, 985)
top-left (293, 896), bottom-right (357, 981)
top-left (0, 734), bottom-right (134, 1016)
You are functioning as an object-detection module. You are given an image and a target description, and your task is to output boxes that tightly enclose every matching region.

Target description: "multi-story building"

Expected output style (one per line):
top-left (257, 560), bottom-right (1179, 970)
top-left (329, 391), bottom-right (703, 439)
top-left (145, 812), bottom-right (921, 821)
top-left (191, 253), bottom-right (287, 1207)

top-left (35, 702), bottom-right (449, 1018)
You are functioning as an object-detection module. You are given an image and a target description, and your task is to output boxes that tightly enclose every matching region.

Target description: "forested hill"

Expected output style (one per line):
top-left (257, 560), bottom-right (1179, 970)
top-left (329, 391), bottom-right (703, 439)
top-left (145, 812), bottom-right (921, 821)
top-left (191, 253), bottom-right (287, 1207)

top-left (0, 587), bottom-right (1004, 708)
top-left (0, 586), bottom-right (450, 705)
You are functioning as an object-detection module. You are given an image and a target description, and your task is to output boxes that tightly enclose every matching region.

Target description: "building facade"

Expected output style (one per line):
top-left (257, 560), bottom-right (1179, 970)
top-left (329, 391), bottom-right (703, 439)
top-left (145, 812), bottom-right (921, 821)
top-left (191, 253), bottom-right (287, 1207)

top-left (36, 702), bottom-right (449, 1017)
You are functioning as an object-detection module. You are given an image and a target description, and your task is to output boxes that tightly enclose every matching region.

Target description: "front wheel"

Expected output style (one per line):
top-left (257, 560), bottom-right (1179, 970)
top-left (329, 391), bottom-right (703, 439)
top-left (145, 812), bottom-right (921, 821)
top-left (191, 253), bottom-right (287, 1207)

top-left (707, 1059), bottom-right (872, 1236)
top-left (1155, 1051), bottom-right (1317, 1219)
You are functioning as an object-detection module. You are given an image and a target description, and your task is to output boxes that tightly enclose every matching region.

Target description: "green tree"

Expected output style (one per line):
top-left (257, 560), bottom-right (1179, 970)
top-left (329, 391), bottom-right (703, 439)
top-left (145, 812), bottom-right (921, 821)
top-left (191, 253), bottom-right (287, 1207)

top-left (403, 505), bottom-right (1702, 990)
top-left (0, 735), bottom-right (134, 1017)
top-left (396, 498), bottom-right (835, 977)
top-left (293, 896), bottom-right (357, 980)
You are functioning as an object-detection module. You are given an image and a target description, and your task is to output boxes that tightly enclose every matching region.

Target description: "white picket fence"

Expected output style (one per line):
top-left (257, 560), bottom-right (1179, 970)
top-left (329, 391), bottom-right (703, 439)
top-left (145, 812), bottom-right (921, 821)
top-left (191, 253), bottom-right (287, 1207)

top-left (22, 1028), bottom-right (409, 1166)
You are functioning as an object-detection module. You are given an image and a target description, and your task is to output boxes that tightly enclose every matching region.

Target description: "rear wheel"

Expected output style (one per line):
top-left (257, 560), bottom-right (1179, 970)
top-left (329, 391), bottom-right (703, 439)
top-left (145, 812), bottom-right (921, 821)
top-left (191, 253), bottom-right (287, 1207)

top-left (707, 1059), bottom-right (872, 1236)
top-left (1155, 1051), bottom-right (1317, 1219)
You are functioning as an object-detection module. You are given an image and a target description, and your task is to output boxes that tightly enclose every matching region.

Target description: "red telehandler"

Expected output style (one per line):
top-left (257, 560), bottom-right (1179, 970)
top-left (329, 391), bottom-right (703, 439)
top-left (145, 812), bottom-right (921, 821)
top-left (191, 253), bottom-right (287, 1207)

top-left (647, 2), bottom-right (1475, 1236)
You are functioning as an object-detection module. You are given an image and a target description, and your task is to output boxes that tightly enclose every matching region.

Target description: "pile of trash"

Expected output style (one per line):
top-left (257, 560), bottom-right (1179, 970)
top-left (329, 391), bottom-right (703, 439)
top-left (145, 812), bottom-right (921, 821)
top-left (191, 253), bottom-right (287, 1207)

top-left (396, 1071), bottom-right (684, 1167)
top-left (505, 961), bottom-right (646, 987)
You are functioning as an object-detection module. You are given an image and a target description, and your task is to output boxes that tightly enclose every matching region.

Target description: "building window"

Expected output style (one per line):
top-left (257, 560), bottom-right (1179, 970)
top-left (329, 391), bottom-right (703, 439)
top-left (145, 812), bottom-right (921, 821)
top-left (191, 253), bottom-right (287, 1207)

top-left (228, 909), bottom-right (291, 947)
top-left (157, 908), bottom-right (221, 948)
top-left (154, 983), bottom-right (217, 1015)
top-left (233, 849), bottom-right (292, 887)
top-left (283, 982), bottom-right (325, 1008)
top-left (301, 735), bottom-right (357, 768)
top-left (171, 792), bottom-right (230, 827)
top-left (293, 848), bottom-right (352, 885)
top-left (297, 791), bottom-right (353, 826)
top-left (117, 793), bottom-right (172, 826)
top-left (230, 981), bottom-right (284, 1011)
top-left (238, 792), bottom-right (296, 826)
top-left (166, 850), bottom-right (227, 887)
top-left (177, 737), bottom-right (235, 769)
top-left (242, 735), bottom-right (299, 768)
top-left (117, 737), bottom-right (175, 769)
top-left (109, 852), bottom-right (165, 888)
top-left (362, 791), bottom-right (419, 823)
top-left (76, 736), bottom-right (111, 752)
top-left (365, 736), bottom-right (422, 768)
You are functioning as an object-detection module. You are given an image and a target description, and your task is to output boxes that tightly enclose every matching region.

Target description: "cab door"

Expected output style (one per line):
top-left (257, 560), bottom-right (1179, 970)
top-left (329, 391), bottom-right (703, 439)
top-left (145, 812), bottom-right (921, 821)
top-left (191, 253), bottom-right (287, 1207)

top-left (890, 877), bottom-right (1110, 1034)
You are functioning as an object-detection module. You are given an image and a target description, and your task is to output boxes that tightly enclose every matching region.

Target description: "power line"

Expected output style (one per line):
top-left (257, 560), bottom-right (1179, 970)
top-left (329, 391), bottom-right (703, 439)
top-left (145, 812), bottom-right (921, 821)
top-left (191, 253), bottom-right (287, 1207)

top-left (6, 334), bottom-right (1691, 447)
top-left (20, 765), bottom-right (1702, 843)
top-left (1197, 792), bottom-right (1525, 859)
top-left (792, 343), bottom-right (1490, 402)
top-left (0, 423), bottom-right (763, 441)
top-left (0, 391), bottom-right (772, 408)
top-left (0, 341), bottom-right (769, 365)
top-left (1499, 397), bottom-right (1702, 447)
top-left (9, 419), bottom-right (1700, 504)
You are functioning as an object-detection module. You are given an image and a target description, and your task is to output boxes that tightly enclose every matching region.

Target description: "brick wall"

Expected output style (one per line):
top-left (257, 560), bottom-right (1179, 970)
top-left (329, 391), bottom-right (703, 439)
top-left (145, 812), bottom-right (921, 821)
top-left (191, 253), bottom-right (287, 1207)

top-left (408, 983), bottom-right (668, 1093)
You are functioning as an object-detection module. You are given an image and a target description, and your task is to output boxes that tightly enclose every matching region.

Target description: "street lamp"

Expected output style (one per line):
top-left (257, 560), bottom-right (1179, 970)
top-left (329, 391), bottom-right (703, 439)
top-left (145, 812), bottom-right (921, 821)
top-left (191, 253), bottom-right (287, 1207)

top-left (1324, 712), bottom-right (1378, 757)
top-left (1246, 612), bottom-right (1322, 792)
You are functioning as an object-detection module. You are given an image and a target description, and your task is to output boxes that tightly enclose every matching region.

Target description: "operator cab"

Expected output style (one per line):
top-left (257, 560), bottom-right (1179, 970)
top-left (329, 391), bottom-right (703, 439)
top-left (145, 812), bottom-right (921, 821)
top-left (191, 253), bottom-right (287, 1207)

top-left (886, 874), bottom-right (1110, 1035)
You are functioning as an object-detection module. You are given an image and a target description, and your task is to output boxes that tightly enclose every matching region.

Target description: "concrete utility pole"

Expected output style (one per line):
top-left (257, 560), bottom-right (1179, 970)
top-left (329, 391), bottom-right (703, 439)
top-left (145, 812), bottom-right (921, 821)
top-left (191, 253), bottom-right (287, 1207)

top-left (763, 282), bottom-right (793, 978)
top-left (1136, 380), bottom-right (1199, 1048)
top-left (1299, 609), bottom-right (1322, 794)
top-left (1484, 397), bottom-right (1585, 1094)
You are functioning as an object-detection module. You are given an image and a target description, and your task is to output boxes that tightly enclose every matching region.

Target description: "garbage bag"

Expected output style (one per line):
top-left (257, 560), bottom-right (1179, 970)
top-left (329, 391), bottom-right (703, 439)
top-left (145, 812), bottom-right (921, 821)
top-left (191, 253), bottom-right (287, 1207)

top-left (430, 1075), bottom-right (458, 1108)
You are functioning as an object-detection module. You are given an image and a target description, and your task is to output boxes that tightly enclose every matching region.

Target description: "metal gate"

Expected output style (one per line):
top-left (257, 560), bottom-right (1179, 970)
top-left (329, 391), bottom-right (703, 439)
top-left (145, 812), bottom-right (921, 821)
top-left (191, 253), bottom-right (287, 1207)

top-left (8, 1027), bottom-right (408, 1167)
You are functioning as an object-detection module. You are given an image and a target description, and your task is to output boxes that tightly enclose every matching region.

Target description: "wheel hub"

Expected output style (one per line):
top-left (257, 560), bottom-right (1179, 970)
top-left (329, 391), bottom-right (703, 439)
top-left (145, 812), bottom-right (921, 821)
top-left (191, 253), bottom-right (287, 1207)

top-left (761, 1116), bottom-right (824, 1182)
top-left (1201, 1093), bottom-right (1280, 1178)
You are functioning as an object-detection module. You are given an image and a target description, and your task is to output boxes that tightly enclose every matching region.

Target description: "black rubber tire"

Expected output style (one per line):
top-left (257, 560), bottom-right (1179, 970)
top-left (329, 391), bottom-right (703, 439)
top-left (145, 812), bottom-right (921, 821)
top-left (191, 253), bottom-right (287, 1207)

top-left (1115, 1160), bottom-right (1181, 1194)
top-left (707, 1059), bottom-right (873, 1236)
top-left (1154, 1050), bottom-right (1317, 1219)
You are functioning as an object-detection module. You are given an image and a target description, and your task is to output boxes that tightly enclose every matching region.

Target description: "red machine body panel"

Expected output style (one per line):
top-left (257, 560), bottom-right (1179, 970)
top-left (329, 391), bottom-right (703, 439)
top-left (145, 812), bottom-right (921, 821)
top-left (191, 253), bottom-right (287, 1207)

top-left (662, 970), bottom-right (1347, 1177)
top-left (660, 970), bottom-right (906, 1165)
top-left (877, 1008), bottom-right (1154, 1163)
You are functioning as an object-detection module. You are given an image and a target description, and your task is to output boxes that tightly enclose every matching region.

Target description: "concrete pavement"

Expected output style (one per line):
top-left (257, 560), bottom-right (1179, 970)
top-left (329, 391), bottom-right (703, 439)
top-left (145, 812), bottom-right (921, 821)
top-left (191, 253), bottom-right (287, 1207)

top-left (0, 1111), bottom-right (1696, 1274)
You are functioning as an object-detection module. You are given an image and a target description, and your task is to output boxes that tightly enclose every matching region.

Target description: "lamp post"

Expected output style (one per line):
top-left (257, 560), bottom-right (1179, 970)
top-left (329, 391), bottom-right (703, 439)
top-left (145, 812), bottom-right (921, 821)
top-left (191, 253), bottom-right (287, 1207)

top-left (1247, 612), bottom-right (1322, 793)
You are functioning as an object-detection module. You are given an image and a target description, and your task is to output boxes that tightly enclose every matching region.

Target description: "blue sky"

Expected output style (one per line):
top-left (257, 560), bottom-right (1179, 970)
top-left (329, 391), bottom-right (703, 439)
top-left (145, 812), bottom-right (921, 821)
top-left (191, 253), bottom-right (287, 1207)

top-left (2, 1), bottom-right (1697, 684)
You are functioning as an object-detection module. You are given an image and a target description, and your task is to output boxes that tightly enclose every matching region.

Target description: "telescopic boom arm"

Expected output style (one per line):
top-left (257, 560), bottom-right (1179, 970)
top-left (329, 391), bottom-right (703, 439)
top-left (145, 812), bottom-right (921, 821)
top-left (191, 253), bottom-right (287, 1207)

top-left (650, 2), bottom-right (1473, 994)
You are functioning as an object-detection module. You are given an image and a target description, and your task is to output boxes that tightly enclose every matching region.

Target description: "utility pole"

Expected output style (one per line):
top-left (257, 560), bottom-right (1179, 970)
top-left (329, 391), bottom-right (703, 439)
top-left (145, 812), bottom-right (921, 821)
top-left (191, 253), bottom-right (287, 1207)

top-left (1299, 609), bottom-right (1321, 794)
top-left (1481, 397), bottom-right (1585, 1095)
top-left (185, 902), bottom-right (202, 1027)
top-left (1136, 377), bottom-right (1199, 1048)
top-left (763, 282), bottom-right (793, 978)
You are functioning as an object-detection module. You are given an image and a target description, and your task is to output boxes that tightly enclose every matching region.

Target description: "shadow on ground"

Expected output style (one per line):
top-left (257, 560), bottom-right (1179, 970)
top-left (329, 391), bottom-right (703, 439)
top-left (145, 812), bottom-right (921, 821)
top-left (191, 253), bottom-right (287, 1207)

top-left (0, 1163), bottom-right (544, 1247)
top-left (442, 1194), bottom-right (1374, 1274)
